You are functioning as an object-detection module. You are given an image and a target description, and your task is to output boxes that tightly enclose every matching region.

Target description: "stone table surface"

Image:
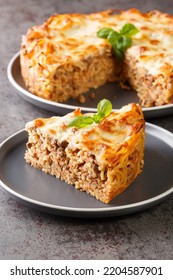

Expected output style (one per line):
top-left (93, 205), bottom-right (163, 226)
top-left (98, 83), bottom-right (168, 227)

top-left (0, 0), bottom-right (173, 260)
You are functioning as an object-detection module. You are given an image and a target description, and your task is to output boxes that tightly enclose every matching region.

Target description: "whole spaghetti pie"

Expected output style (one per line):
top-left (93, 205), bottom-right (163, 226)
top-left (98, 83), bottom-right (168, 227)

top-left (21, 9), bottom-right (173, 107)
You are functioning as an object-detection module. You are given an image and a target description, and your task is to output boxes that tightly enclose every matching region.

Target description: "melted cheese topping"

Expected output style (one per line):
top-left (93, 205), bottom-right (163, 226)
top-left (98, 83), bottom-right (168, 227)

top-left (22, 9), bottom-right (173, 77)
top-left (26, 103), bottom-right (144, 165)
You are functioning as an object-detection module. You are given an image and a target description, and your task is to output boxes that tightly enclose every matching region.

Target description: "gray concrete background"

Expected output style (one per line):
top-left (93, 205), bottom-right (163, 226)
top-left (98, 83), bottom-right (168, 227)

top-left (0, 0), bottom-right (173, 259)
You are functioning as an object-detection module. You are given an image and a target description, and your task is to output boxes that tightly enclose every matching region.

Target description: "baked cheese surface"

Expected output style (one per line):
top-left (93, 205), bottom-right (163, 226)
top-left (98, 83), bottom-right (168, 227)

top-left (26, 103), bottom-right (144, 166)
top-left (22, 9), bottom-right (173, 77)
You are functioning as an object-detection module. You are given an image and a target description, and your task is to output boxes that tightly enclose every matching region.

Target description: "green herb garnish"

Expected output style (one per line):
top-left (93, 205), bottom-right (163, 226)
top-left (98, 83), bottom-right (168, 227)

top-left (97, 23), bottom-right (139, 60)
top-left (66, 99), bottom-right (112, 128)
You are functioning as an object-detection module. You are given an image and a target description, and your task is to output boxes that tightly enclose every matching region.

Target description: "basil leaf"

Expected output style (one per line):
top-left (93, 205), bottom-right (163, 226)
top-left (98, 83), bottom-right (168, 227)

top-left (119, 23), bottom-right (139, 37)
top-left (97, 27), bottom-right (114, 39)
top-left (112, 44), bottom-right (124, 60)
top-left (67, 116), bottom-right (94, 128)
top-left (107, 30), bottom-right (121, 44)
top-left (93, 112), bottom-right (105, 123)
top-left (97, 23), bottom-right (139, 60)
top-left (115, 36), bottom-right (132, 51)
top-left (97, 99), bottom-right (112, 117)
top-left (66, 99), bottom-right (113, 128)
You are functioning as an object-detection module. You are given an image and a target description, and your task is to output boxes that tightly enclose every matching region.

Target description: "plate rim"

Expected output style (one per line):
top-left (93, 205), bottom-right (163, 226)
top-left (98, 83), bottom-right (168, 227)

top-left (0, 123), bottom-right (173, 216)
top-left (7, 52), bottom-right (173, 114)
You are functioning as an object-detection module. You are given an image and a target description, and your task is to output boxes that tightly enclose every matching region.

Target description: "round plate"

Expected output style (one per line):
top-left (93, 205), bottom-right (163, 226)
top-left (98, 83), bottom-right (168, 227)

top-left (7, 52), bottom-right (173, 118)
top-left (0, 124), bottom-right (173, 218)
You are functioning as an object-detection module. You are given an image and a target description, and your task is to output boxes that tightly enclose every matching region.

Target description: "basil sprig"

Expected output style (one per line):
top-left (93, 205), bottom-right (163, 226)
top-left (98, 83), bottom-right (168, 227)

top-left (66, 99), bottom-right (112, 128)
top-left (97, 23), bottom-right (139, 60)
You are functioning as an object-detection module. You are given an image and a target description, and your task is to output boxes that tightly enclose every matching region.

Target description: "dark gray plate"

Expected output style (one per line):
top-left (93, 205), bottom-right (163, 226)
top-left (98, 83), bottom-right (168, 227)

top-left (7, 53), bottom-right (173, 118)
top-left (0, 123), bottom-right (173, 218)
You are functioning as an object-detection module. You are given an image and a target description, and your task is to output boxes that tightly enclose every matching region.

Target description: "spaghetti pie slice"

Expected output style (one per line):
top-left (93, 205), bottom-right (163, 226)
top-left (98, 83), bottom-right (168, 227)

top-left (25, 103), bottom-right (145, 203)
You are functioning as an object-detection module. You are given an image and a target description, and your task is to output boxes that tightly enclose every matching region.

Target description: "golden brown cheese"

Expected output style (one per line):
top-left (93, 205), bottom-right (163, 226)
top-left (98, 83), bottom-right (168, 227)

top-left (26, 103), bottom-right (144, 167)
top-left (21, 9), bottom-right (173, 75)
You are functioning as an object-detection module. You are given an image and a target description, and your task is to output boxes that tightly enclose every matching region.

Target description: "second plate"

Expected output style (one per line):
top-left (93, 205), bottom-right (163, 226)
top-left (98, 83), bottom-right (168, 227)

top-left (0, 123), bottom-right (173, 218)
